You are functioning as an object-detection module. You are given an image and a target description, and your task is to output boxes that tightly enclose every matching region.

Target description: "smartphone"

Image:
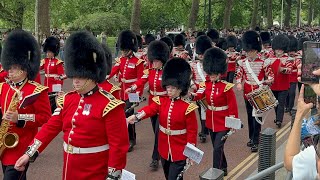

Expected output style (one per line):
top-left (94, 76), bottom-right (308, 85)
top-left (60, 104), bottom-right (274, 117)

top-left (304, 84), bottom-right (317, 108)
top-left (301, 42), bottom-right (320, 83)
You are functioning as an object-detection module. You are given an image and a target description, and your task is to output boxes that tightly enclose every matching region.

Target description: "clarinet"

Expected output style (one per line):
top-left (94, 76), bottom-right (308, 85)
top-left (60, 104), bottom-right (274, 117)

top-left (176, 161), bottom-right (192, 180)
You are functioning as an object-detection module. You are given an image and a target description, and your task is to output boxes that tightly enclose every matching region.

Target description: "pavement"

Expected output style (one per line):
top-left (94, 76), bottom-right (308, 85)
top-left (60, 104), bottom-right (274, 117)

top-left (0, 77), bottom-right (295, 180)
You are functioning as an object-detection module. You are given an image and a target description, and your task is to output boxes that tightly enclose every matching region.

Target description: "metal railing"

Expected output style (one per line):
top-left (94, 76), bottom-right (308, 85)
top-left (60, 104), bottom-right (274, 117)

top-left (245, 162), bottom-right (293, 180)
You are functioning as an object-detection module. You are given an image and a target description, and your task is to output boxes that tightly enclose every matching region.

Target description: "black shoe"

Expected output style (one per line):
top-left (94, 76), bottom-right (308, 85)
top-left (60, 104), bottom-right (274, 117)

top-left (274, 119), bottom-right (277, 123)
top-left (247, 140), bottom-right (254, 147)
top-left (251, 144), bottom-right (258, 152)
top-left (128, 140), bottom-right (136, 152)
top-left (200, 135), bottom-right (207, 143)
top-left (222, 168), bottom-right (228, 176)
top-left (285, 108), bottom-right (289, 113)
top-left (149, 160), bottom-right (159, 171)
top-left (276, 121), bottom-right (282, 128)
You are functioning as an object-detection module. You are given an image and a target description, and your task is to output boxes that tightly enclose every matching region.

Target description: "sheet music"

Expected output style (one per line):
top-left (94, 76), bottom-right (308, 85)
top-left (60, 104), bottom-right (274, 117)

top-left (121, 169), bottom-right (136, 180)
top-left (128, 93), bottom-right (140, 103)
top-left (225, 117), bottom-right (242, 130)
top-left (183, 143), bottom-right (204, 164)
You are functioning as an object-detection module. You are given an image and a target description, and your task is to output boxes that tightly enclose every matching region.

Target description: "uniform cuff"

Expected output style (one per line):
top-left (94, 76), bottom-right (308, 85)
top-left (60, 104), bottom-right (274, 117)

top-left (26, 139), bottom-right (42, 160)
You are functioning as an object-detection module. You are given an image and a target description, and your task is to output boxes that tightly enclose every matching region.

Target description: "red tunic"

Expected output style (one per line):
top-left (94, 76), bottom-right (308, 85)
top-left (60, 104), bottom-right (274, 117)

top-left (268, 54), bottom-right (293, 91)
top-left (289, 53), bottom-right (301, 83)
top-left (172, 47), bottom-right (190, 61)
top-left (236, 56), bottom-right (274, 99)
top-left (109, 55), bottom-right (145, 100)
top-left (26, 89), bottom-right (129, 180)
top-left (0, 80), bottom-right (51, 165)
top-left (40, 58), bottom-right (66, 92)
top-left (0, 65), bottom-right (8, 83)
top-left (261, 46), bottom-right (273, 60)
top-left (137, 96), bottom-right (198, 162)
top-left (226, 49), bottom-right (240, 72)
top-left (194, 81), bottom-right (238, 132)
top-left (99, 80), bottom-right (121, 99)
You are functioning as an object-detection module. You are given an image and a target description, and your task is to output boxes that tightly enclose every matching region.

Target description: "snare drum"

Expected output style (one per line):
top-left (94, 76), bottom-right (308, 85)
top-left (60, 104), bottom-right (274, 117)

top-left (246, 86), bottom-right (278, 114)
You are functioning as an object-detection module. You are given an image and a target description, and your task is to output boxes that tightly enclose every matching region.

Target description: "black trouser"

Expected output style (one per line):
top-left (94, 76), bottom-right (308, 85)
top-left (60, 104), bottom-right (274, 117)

top-left (286, 82), bottom-right (297, 111)
top-left (209, 130), bottom-right (228, 170)
top-left (2, 163), bottom-right (29, 180)
top-left (196, 102), bottom-right (208, 136)
top-left (48, 92), bottom-right (57, 113)
top-left (298, 82), bottom-right (302, 92)
top-left (245, 100), bottom-right (261, 145)
top-left (150, 114), bottom-right (159, 161)
top-left (125, 100), bottom-right (136, 142)
top-left (226, 71), bottom-right (235, 83)
top-left (272, 90), bottom-right (288, 123)
top-left (160, 156), bottom-right (186, 180)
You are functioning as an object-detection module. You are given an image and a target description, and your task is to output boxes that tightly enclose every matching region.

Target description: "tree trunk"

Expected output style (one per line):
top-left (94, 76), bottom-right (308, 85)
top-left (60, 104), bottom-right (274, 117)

top-left (308, 0), bottom-right (314, 25)
top-left (251, 0), bottom-right (259, 29)
top-left (35, 0), bottom-right (50, 44)
top-left (187, 0), bottom-right (200, 31)
top-left (207, 0), bottom-right (212, 29)
top-left (130, 0), bottom-right (141, 34)
top-left (223, 0), bottom-right (234, 29)
top-left (296, 0), bottom-right (301, 26)
top-left (267, 0), bottom-right (273, 28)
top-left (284, 0), bottom-right (292, 27)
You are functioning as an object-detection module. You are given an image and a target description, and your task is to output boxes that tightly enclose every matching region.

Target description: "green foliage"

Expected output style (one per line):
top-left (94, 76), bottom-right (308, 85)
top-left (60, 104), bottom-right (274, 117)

top-left (68, 12), bottom-right (129, 36)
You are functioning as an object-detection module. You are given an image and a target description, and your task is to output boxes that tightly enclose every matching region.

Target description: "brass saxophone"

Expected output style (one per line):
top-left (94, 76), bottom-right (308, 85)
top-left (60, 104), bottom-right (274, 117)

top-left (0, 79), bottom-right (21, 156)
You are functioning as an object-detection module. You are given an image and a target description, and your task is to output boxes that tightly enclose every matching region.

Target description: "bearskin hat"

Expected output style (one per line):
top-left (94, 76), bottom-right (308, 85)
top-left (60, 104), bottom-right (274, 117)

top-left (160, 37), bottom-right (174, 53)
top-left (272, 34), bottom-right (290, 52)
top-left (288, 35), bottom-right (298, 52)
top-left (196, 31), bottom-right (206, 38)
top-left (242, 30), bottom-right (262, 52)
top-left (206, 29), bottom-right (219, 44)
top-left (147, 40), bottom-right (170, 64)
top-left (298, 37), bottom-right (310, 51)
top-left (260, 31), bottom-right (271, 44)
top-left (167, 34), bottom-right (175, 42)
top-left (203, 47), bottom-right (227, 75)
top-left (217, 38), bottom-right (227, 50)
top-left (144, 34), bottom-right (155, 45)
top-left (174, 34), bottom-right (186, 47)
top-left (118, 30), bottom-right (138, 52)
top-left (64, 31), bottom-right (107, 83)
top-left (162, 57), bottom-right (191, 96)
top-left (136, 34), bottom-right (143, 49)
top-left (101, 43), bottom-right (112, 75)
top-left (1, 29), bottom-right (40, 80)
top-left (226, 35), bottom-right (237, 48)
top-left (195, 35), bottom-right (212, 55)
top-left (255, 26), bottom-right (261, 32)
top-left (43, 36), bottom-right (60, 56)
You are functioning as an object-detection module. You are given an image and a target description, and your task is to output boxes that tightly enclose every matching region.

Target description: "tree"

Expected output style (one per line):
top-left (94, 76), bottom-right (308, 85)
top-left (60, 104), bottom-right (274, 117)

top-left (250, 0), bottom-right (259, 29)
top-left (188, 0), bottom-right (200, 31)
top-left (307, 0), bottom-right (314, 25)
top-left (284, 0), bottom-right (292, 27)
top-left (266, 0), bottom-right (273, 28)
top-left (223, 0), bottom-right (234, 29)
top-left (35, 0), bottom-right (50, 44)
top-left (130, 0), bottom-right (141, 34)
top-left (0, 1), bottom-right (26, 29)
top-left (296, 0), bottom-right (301, 26)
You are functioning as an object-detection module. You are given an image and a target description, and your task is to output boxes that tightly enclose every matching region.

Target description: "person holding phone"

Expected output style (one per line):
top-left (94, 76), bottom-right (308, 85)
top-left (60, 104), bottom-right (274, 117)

top-left (268, 34), bottom-right (293, 128)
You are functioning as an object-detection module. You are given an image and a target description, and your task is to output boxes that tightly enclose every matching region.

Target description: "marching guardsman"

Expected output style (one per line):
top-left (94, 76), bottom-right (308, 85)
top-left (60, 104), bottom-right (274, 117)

top-left (140, 34), bottom-right (156, 68)
top-left (268, 34), bottom-right (292, 128)
top-left (125, 40), bottom-right (170, 171)
top-left (225, 35), bottom-right (239, 83)
top-left (235, 30), bottom-right (274, 152)
top-left (99, 44), bottom-right (121, 99)
top-left (108, 30), bottom-right (145, 152)
top-left (285, 35), bottom-right (300, 114)
top-left (192, 48), bottom-right (238, 176)
top-left (160, 37), bottom-right (174, 59)
top-left (0, 30), bottom-right (51, 180)
top-left (189, 35), bottom-right (212, 143)
top-left (40, 36), bottom-right (66, 113)
top-left (172, 34), bottom-right (190, 61)
top-left (127, 57), bottom-right (198, 180)
top-left (260, 31), bottom-right (273, 60)
top-left (206, 29), bottom-right (219, 46)
top-left (14, 31), bottom-right (129, 180)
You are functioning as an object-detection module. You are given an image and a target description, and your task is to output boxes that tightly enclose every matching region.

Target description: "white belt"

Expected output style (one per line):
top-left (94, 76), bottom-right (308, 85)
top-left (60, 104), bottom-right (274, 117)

top-left (63, 142), bottom-right (109, 154)
top-left (121, 78), bottom-right (137, 83)
top-left (207, 105), bottom-right (228, 111)
top-left (45, 74), bottom-right (59, 78)
top-left (150, 90), bottom-right (167, 96)
top-left (292, 70), bottom-right (297, 72)
top-left (159, 125), bottom-right (186, 135)
top-left (245, 80), bottom-right (263, 85)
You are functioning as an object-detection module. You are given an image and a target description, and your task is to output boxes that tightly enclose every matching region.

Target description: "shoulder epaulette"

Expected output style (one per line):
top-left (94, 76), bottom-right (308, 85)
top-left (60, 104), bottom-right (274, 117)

top-left (221, 81), bottom-right (235, 92)
top-left (152, 96), bottom-right (161, 105)
top-left (56, 94), bottom-right (65, 108)
top-left (29, 81), bottom-right (49, 94)
top-left (143, 69), bottom-right (149, 75)
top-left (56, 59), bottom-right (64, 65)
top-left (40, 59), bottom-right (45, 67)
top-left (109, 84), bottom-right (121, 94)
top-left (103, 99), bottom-right (124, 117)
top-left (137, 59), bottom-right (145, 65)
top-left (199, 81), bottom-right (206, 88)
top-left (185, 103), bottom-right (198, 115)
